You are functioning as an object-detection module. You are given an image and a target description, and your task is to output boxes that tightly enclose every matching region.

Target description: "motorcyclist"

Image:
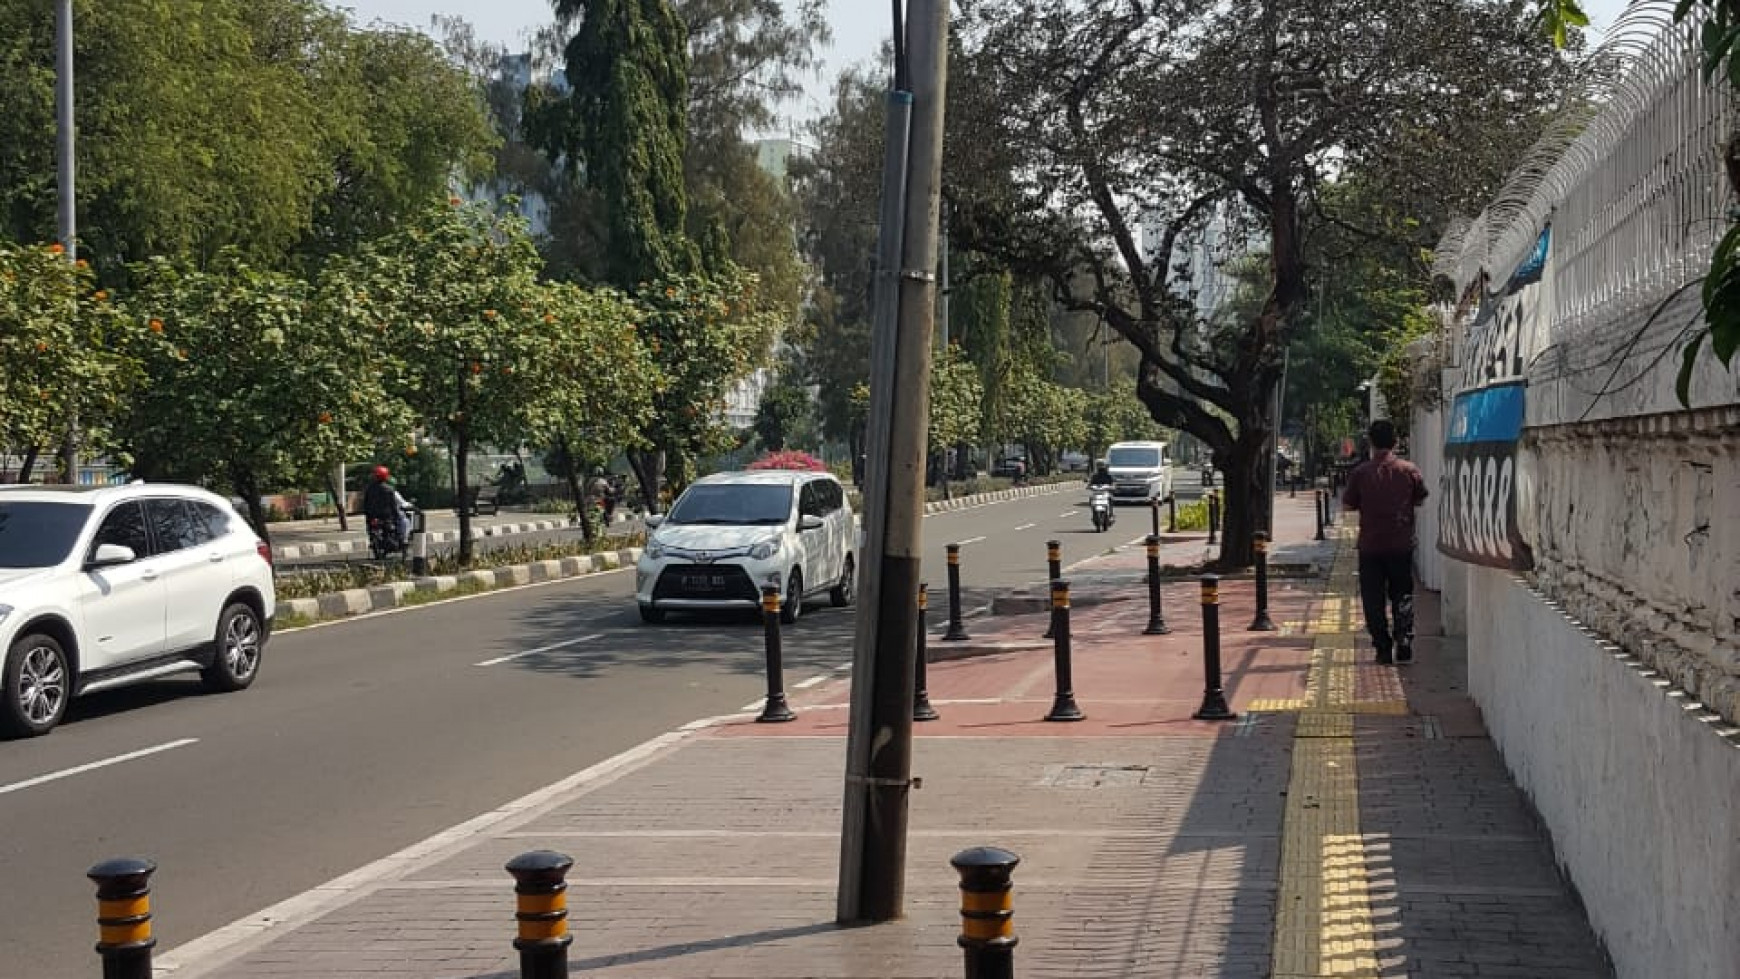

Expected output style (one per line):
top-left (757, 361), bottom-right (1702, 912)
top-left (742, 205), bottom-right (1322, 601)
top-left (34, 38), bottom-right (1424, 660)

top-left (362, 465), bottom-right (411, 548)
top-left (1088, 461), bottom-right (1115, 488)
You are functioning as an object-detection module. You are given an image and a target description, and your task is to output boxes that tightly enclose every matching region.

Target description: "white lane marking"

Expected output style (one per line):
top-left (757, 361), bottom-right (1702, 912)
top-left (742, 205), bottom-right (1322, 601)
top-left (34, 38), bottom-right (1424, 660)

top-left (0, 738), bottom-right (199, 797)
top-left (1060, 510), bottom-right (1079, 518)
top-left (834, 661), bottom-right (852, 671)
top-left (1014, 522), bottom-right (1036, 531)
top-left (956, 535), bottom-right (987, 546)
top-left (153, 725), bottom-right (699, 977)
top-left (473, 633), bottom-right (603, 667)
top-left (739, 699), bottom-right (765, 712)
top-left (793, 675), bottom-right (829, 690)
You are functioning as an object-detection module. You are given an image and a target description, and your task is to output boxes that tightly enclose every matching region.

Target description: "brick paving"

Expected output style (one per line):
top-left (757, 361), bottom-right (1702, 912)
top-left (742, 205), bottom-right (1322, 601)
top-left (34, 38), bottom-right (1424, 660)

top-left (156, 500), bottom-right (1611, 978)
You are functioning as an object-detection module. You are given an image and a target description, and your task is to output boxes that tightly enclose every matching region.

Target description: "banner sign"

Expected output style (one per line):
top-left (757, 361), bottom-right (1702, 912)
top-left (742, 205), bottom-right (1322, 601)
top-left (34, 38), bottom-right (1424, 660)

top-left (1438, 381), bottom-right (1532, 569)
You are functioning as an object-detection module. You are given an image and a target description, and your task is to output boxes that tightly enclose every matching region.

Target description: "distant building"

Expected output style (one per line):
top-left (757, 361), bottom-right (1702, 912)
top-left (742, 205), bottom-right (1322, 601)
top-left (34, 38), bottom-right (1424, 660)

top-left (752, 136), bottom-right (816, 182)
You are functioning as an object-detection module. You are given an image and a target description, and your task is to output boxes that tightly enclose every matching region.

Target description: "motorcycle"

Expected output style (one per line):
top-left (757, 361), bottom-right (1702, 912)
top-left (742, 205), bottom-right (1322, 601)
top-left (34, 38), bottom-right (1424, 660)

top-left (367, 504), bottom-right (417, 560)
top-left (1089, 486), bottom-right (1115, 533)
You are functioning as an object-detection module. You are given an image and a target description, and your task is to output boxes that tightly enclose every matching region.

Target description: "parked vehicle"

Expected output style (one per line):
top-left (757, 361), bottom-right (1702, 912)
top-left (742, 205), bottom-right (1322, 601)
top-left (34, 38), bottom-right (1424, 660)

top-left (1090, 486), bottom-right (1116, 532)
top-left (1104, 441), bottom-right (1172, 503)
top-left (635, 471), bottom-right (856, 624)
top-left (0, 482), bottom-right (275, 738)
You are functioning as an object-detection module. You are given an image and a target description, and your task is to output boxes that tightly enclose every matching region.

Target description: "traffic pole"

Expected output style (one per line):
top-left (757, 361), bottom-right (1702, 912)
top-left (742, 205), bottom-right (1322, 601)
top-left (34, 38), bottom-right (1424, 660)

top-left (1045, 579), bottom-right (1084, 722)
top-left (1249, 532), bottom-right (1277, 631)
top-left (1167, 492), bottom-right (1178, 533)
top-left (1315, 490), bottom-right (1326, 541)
top-left (757, 585), bottom-right (796, 722)
top-left (952, 847), bottom-right (1019, 979)
top-left (88, 858), bottom-right (155, 979)
top-left (1207, 491), bottom-right (1220, 545)
top-left (942, 542), bottom-right (969, 641)
top-left (914, 582), bottom-right (939, 721)
top-left (1143, 534), bottom-right (1171, 635)
top-left (1149, 497), bottom-right (1161, 538)
top-left (1192, 575), bottom-right (1237, 721)
top-left (506, 850), bottom-right (573, 979)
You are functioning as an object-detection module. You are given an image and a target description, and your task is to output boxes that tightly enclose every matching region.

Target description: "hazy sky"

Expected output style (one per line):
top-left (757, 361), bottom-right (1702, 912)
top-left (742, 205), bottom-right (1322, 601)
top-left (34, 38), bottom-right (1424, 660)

top-left (324, 0), bottom-right (1638, 127)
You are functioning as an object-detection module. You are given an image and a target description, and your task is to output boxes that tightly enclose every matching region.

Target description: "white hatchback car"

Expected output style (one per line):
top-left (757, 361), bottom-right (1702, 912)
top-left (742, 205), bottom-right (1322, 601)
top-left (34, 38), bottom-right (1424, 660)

top-left (0, 482), bottom-right (275, 738)
top-left (635, 471), bottom-right (856, 624)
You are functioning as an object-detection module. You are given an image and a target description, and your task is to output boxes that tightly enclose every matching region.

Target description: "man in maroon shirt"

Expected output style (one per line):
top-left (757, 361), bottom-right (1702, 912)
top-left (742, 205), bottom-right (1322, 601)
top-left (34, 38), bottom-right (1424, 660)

top-left (1342, 419), bottom-right (1428, 664)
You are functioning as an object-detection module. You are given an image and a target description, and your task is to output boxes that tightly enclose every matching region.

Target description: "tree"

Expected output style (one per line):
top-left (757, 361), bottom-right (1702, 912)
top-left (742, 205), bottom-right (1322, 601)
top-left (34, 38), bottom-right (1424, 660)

top-left (117, 252), bottom-right (411, 538)
top-left (948, 0), bottom-right (1568, 566)
top-left (754, 374), bottom-right (814, 452)
top-left (1083, 381), bottom-right (1161, 464)
top-left (929, 344), bottom-right (984, 493)
top-left (0, 242), bottom-right (142, 480)
top-left (522, 280), bottom-right (661, 542)
top-left (353, 199), bottom-right (548, 562)
top-left (551, 0), bottom-right (696, 288)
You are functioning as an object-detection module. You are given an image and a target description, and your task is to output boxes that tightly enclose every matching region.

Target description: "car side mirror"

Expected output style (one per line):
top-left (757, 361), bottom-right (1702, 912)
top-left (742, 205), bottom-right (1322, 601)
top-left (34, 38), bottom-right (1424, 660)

top-left (799, 514), bottom-right (825, 531)
top-left (88, 543), bottom-right (137, 568)
top-left (643, 515), bottom-right (664, 528)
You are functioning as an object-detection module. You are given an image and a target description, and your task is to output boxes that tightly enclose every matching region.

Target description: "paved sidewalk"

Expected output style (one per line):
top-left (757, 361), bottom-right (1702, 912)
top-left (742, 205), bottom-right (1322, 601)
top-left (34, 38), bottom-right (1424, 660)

top-left (154, 531), bottom-right (1610, 979)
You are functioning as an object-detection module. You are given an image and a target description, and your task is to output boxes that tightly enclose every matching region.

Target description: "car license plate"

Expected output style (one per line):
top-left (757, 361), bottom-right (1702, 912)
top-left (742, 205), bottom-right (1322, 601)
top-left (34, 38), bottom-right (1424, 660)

top-left (684, 574), bottom-right (727, 590)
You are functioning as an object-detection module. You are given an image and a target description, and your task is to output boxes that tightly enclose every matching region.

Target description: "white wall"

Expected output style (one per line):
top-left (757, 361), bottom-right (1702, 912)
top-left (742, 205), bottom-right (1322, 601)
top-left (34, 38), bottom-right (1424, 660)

top-left (1408, 403), bottom-right (1446, 592)
top-left (1466, 566), bottom-right (1740, 977)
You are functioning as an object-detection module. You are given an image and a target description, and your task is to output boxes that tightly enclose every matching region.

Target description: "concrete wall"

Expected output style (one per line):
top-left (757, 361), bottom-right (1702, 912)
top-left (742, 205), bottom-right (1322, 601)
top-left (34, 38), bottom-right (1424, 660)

top-left (1466, 566), bottom-right (1740, 977)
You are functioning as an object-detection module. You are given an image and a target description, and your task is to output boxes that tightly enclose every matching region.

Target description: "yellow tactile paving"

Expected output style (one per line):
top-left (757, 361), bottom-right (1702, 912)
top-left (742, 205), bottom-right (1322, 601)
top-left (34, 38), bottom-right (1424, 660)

top-left (1270, 528), bottom-right (1384, 978)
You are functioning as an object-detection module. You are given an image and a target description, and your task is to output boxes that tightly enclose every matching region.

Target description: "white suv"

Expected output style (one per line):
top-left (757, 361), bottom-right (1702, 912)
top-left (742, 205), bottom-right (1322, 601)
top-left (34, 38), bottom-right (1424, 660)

top-left (635, 471), bottom-right (855, 624)
top-left (0, 483), bottom-right (275, 738)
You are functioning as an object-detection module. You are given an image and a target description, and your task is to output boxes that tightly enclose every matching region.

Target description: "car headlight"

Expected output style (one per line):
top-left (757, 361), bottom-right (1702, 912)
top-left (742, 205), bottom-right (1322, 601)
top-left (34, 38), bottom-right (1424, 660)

top-left (749, 536), bottom-right (783, 560)
top-left (645, 538), bottom-right (666, 560)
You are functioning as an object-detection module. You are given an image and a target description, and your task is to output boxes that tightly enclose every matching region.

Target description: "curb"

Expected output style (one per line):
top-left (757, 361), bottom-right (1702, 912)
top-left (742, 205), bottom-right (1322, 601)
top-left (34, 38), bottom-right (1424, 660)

top-left (270, 512), bottom-right (638, 560)
top-left (280, 547), bottom-right (643, 622)
top-left (917, 479), bottom-right (1073, 514)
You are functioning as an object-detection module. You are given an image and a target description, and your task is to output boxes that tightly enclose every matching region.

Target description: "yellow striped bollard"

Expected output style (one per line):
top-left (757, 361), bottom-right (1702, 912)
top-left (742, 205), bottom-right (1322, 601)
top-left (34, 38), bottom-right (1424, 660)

top-left (88, 858), bottom-right (156, 979)
top-left (507, 850), bottom-right (573, 979)
top-left (952, 846), bottom-right (1019, 979)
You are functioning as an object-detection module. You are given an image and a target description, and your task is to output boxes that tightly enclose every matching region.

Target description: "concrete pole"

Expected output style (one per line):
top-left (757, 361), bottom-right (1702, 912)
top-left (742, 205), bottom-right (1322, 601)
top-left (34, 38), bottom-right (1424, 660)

top-left (55, 0), bottom-right (78, 484)
top-left (837, 0), bottom-right (948, 925)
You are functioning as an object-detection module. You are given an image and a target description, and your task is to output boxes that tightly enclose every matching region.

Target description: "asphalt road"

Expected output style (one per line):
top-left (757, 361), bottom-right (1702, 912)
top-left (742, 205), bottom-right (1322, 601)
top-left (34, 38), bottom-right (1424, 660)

top-left (0, 481), bottom-right (1186, 977)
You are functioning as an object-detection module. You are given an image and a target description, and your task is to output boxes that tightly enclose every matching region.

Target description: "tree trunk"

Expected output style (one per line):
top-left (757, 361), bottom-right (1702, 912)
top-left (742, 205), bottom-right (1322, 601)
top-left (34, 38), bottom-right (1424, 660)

top-left (325, 468), bottom-right (349, 532)
top-left (233, 468), bottom-right (271, 546)
top-left (557, 434), bottom-right (596, 546)
top-left (1213, 424), bottom-right (1271, 570)
top-left (629, 449), bottom-right (663, 514)
top-left (16, 445), bottom-right (39, 483)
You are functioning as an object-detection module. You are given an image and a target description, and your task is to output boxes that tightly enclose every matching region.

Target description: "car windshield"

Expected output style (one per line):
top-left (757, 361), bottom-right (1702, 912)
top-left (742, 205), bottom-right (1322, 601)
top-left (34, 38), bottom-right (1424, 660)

top-left (1107, 447), bottom-right (1161, 468)
top-left (666, 484), bottom-right (793, 526)
top-left (0, 501), bottom-right (93, 568)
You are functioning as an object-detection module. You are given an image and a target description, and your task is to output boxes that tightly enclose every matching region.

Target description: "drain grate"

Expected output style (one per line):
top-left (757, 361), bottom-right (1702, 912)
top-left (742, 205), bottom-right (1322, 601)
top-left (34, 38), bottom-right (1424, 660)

top-left (1038, 763), bottom-right (1153, 788)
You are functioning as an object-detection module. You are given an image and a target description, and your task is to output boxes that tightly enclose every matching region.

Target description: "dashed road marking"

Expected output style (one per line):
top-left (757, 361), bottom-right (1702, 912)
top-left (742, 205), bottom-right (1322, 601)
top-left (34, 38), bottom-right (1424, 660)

top-left (1014, 522), bottom-right (1036, 531)
top-left (474, 633), bottom-right (603, 667)
top-left (0, 738), bottom-right (199, 797)
top-left (793, 674), bottom-right (829, 690)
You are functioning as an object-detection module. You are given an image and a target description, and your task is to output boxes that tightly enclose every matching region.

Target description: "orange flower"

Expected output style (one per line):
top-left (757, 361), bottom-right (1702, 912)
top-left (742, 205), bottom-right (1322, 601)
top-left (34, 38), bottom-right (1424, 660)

top-left (542, 313), bottom-right (555, 324)
top-left (75, 259), bottom-right (88, 270)
top-left (483, 309), bottom-right (498, 320)
top-left (35, 341), bottom-right (47, 352)
top-left (449, 196), bottom-right (463, 206)
top-left (93, 290), bottom-right (108, 302)
top-left (664, 287), bottom-right (676, 299)
top-left (318, 411), bottom-right (333, 424)
top-left (470, 361), bottom-right (483, 374)
top-left (148, 319), bottom-right (164, 333)
top-left (48, 243), bottom-right (64, 255)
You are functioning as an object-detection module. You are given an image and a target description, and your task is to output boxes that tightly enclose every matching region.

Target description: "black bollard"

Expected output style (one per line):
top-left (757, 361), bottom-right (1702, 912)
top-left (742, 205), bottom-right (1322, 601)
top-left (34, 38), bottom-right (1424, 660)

top-left (1045, 579), bottom-right (1085, 721)
top-left (1042, 540), bottom-right (1061, 639)
top-left (943, 542), bottom-right (970, 641)
top-left (1192, 575), bottom-right (1237, 720)
top-left (1167, 493), bottom-right (1178, 534)
top-left (1315, 490), bottom-right (1326, 541)
top-left (1143, 534), bottom-right (1171, 635)
top-left (507, 850), bottom-right (573, 979)
top-left (952, 846), bottom-right (1020, 979)
top-left (1325, 486), bottom-right (1336, 526)
top-left (1249, 532), bottom-right (1277, 631)
top-left (915, 582), bottom-right (939, 722)
top-left (757, 585), bottom-right (796, 722)
top-left (1206, 491), bottom-right (1220, 545)
top-left (1149, 496), bottom-right (1162, 538)
top-left (89, 858), bottom-right (156, 979)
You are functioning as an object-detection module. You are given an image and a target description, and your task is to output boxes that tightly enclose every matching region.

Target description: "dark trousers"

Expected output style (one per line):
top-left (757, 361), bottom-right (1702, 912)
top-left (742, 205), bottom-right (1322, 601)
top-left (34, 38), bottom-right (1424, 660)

top-left (1357, 550), bottom-right (1415, 656)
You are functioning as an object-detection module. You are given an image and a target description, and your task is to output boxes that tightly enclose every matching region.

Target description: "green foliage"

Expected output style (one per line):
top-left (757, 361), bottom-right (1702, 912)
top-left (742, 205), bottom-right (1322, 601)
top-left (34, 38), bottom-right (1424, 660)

top-left (0, 243), bottom-right (143, 463)
top-left (1536, 0), bottom-right (1590, 49)
top-left (929, 344), bottom-right (985, 450)
top-left (753, 376), bottom-right (814, 451)
top-left (1083, 381), bottom-right (1162, 462)
top-left (523, 280), bottom-right (661, 475)
top-left (0, 0), bottom-right (495, 274)
top-left (555, 0), bottom-right (697, 288)
top-left (117, 250), bottom-right (410, 532)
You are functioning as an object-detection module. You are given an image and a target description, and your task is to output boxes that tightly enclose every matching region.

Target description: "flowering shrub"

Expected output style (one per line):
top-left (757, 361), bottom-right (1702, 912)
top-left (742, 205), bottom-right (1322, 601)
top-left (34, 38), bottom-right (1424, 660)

top-left (746, 449), bottom-right (827, 472)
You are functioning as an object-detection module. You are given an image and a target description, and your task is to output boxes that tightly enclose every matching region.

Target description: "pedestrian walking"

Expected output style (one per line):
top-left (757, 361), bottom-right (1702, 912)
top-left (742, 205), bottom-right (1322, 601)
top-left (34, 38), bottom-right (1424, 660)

top-left (1341, 420), bottom-right (1428, 665)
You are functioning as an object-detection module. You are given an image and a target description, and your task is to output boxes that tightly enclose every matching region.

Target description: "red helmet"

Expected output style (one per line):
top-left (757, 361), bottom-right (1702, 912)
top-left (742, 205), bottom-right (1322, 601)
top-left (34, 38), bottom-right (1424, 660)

top-left (372, 465), bottom-right (390, 482)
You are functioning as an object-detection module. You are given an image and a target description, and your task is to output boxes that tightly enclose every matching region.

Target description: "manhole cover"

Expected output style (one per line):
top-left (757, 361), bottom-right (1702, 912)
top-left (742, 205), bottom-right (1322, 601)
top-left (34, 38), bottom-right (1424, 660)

top-left (1038, 764), bottom-right (1153, 788)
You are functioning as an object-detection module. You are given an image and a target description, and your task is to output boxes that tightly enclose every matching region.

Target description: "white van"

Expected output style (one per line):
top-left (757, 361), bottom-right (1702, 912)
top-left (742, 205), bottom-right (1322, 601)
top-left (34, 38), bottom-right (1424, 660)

top-left (1103, 441), bottom-right (1171, 503)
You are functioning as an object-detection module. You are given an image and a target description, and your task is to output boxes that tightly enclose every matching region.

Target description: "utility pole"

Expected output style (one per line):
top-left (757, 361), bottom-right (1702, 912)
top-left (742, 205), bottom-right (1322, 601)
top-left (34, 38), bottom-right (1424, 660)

top-left (55, 0), bottom-right (79, 484)
top-left (837, 0), bottom-right (948, 925)
top-left (939, 203), bottom-right (950, 350)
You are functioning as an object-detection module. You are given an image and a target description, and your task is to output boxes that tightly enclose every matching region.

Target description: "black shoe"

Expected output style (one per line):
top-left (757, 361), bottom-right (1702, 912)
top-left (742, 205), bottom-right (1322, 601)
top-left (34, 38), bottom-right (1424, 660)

top-left (1396, 642), bottom-right (1413, 664)
top-left (1375, 645), bottom-right (1394, 665)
